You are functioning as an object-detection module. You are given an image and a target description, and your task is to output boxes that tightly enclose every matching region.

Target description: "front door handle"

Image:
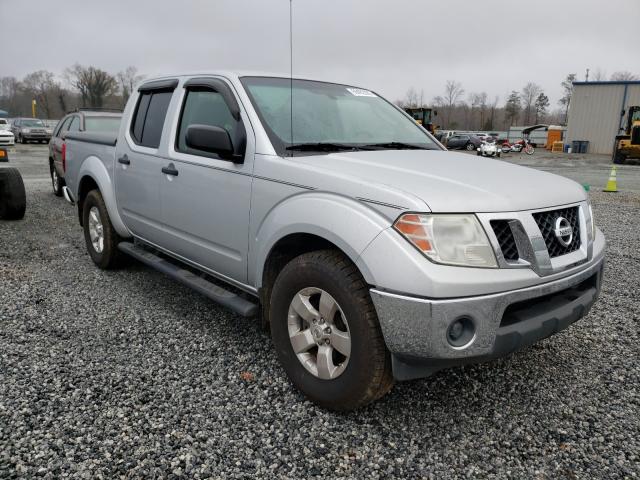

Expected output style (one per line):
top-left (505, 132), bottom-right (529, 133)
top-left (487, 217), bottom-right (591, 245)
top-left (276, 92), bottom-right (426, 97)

top-left (118, 154), bottom-right (130, 165)
top-left (162, 163), bottom-right (179, 176)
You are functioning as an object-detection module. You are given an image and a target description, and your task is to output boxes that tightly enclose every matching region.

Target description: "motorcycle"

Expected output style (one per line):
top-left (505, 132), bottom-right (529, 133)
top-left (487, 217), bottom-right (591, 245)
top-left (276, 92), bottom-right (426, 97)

top-left (501, 138), bottom-right (535, 155)
top-left (477, 140), bottom-right (501, 158)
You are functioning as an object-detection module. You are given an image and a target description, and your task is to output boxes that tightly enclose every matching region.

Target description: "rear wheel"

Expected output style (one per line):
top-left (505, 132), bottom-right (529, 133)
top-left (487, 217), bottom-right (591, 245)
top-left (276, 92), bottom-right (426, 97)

top-left (466, 142), bottom-right (475, 151)
top-left (82, 189), bottom-right (124, 269)
top-left (0, 167), bottom-right (26, 220)
top-left (51, 165), bottom-right (63, 196)
top-left (270, 250), bottom-right (393, 411)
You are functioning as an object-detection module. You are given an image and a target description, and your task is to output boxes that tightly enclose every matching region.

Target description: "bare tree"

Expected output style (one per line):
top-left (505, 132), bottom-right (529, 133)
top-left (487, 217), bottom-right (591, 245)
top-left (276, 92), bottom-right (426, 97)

top-left (486, 95), bottom-right (499, 130)
top-left (0, 77), bottom-right (21, 115)
top-left (66, 64), bottom-right (118, 108)
top-left (521, 82), bottom-right (542, 126)
top-left (592, 68), bottom-right (607, 81)
top-left (558, 73), bottom-right (576, 124)
top-left (403, 87), bottom-right (420, 108)
top-left (610, 71), bottom-right (639, 81)
top-left (117, 66), bottom-right (144, 107)
top-left (22, 70), bottom-right (58, 118)
top-left (505, 91), bottom-right (521, 127)
top-left (441, 80), bottom-right (464, 128)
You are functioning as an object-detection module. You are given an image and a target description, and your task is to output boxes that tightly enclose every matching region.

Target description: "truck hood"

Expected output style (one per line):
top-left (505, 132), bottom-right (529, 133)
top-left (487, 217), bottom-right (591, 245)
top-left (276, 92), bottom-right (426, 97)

top-left (295, 150), bottom-right (587, 213)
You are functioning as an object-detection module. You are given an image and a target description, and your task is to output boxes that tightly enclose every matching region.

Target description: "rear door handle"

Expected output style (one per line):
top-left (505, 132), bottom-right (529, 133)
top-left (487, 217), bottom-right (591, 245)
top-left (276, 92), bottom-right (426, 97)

top-left (118, 154), bottom-right (130, 165)
top-left (162, 163), bottom-right (179, 176)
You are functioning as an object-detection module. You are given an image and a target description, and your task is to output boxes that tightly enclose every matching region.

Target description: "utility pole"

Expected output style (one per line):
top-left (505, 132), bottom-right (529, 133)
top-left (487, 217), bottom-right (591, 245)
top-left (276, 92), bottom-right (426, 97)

top-left (585, 68), bottom-right (590, 82)
top-left (31, 99), bottom-right (37, 118)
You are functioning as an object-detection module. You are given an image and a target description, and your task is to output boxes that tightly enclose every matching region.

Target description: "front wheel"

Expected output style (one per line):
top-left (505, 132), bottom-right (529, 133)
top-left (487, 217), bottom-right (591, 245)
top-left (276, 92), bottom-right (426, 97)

top-left (82, 190), bottom-right (124, 269)
top-left (613, 150), bottom-right (626, 164)
top-left (270, 250), bottom-right (393, 411)
top-left (524, 145), bottom-right (535, 155)
top-left (466, 142), bottom-right (475, 151)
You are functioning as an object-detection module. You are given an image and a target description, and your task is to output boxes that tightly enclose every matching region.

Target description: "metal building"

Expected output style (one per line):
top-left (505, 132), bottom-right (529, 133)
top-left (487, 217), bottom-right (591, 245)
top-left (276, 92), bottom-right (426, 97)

top-left (565, 80), bottom-right (640, 155)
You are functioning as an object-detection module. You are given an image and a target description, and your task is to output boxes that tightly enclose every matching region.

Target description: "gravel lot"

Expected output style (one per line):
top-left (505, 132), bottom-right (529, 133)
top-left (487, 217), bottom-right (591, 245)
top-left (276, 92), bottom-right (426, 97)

top-left (1, 145), bottom-right (639, 479)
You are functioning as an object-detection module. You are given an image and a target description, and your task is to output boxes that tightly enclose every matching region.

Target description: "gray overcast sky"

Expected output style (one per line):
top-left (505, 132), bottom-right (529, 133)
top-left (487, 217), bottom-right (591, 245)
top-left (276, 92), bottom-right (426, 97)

top-left (2, 0), bottom-right (639, 106)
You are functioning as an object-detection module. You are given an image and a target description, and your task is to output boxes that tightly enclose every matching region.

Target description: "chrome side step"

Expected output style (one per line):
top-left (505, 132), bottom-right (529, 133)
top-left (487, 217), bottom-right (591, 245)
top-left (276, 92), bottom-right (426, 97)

top-left (117, 242), bottom-right (259, 317)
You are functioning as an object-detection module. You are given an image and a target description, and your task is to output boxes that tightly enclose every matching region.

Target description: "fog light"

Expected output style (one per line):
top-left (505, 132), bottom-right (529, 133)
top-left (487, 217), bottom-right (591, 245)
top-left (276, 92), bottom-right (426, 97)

top-left (447, 317), bottom-right (475, 348)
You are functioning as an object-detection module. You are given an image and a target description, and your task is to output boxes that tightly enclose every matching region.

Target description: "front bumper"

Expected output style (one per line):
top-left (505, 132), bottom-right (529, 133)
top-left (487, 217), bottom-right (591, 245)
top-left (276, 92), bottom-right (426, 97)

top-left (22, 134), bottom-right (51, 141)
top-left (370, 254), bottom-right (605, 380)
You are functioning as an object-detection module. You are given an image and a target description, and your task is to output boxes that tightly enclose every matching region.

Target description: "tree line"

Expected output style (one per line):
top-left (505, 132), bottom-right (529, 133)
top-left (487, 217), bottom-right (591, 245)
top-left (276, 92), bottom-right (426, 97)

top-left (396, 70), bottom-right (639, 131)
top-left (0, 65), bottom-right (144, 119)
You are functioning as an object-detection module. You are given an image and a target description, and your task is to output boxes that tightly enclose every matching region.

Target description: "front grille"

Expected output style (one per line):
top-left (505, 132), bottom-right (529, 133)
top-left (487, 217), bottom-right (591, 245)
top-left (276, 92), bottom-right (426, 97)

top-left (532, 207), bottom-right (580, 258)
top-left (490, 220), bottom-right (519, 261)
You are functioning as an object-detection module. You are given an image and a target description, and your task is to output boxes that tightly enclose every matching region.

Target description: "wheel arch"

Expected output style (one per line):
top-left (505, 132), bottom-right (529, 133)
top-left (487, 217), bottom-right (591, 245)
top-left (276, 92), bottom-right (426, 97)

top-left (76, 156), bottom-right (130, 237)
top-left (252, 193), bottom-right (393, 327)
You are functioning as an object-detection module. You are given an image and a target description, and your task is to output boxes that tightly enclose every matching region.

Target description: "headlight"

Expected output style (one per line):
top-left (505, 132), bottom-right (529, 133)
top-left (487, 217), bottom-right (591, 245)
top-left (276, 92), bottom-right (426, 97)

top-left (394, 213), bottom-right (497, 268)
top-left (22, 128), bottom-right (31, 133)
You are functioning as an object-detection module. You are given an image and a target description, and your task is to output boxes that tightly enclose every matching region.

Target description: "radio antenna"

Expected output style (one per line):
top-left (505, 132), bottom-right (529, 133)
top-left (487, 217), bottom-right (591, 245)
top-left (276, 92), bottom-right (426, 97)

top-left (289, 0), bottom-right (293, 156)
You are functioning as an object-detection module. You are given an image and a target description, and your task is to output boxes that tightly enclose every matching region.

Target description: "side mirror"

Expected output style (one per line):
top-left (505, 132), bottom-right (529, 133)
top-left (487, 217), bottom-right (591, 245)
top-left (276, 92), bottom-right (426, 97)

top-left (185, 124), bottom-right (242, 162)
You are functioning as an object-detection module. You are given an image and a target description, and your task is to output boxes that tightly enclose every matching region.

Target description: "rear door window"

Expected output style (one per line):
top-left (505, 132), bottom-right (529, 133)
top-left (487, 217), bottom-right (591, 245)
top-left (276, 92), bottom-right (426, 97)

top-left (56, 117), bottom-right (72, 137)
top-left (68, 116), bottom-right (80, 132)
top-left (130, 90), bottom-right (173, 148)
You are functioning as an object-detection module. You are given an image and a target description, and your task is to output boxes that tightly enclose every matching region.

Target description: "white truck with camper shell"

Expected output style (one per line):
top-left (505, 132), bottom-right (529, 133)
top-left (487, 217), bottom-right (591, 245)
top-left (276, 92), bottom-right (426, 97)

top-left (62, 72), bottom-right (605, 410)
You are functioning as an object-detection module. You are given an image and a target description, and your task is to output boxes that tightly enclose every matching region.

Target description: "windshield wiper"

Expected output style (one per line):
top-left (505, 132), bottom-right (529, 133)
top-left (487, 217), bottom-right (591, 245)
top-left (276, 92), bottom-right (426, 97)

top-left (286, 142), bottom-right (363, 152)
top-left (359, 142), bottom-right (434, 150)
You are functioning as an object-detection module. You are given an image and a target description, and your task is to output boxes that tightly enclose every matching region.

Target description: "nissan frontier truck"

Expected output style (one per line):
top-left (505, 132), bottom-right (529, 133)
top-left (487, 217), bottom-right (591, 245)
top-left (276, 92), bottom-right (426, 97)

top-left (62, 72), bottom-right (605, 410)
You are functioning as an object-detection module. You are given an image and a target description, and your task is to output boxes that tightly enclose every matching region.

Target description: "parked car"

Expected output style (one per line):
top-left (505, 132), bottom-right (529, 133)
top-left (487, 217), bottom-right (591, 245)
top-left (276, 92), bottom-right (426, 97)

top-left (435, 130), bottom-right (456, 144)
top-left (48, 109), bottom-right (122, 196)
top-left (10, 118), bottom-right (51, 144)
top-left (446, 134), bottom-right (483, 151)
top-left (62, 72), bottom-right (605, 410)
top-left (0, 119), bottom-right (15, 146)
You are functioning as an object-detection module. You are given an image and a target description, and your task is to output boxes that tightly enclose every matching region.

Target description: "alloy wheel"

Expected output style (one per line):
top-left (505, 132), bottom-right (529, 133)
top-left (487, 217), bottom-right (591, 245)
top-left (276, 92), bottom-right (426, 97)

top-left (287, 287), bottom-right (351, 380)
top-left (87, 206), bottom-right (104, 253)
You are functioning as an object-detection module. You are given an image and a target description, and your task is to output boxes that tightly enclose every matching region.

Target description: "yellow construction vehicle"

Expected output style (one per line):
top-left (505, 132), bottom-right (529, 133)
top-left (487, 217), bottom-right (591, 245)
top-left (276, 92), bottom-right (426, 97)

top-left (404, 107), bottom-right (437, 134)
top-left (613, 106), bottom-right (640, 164)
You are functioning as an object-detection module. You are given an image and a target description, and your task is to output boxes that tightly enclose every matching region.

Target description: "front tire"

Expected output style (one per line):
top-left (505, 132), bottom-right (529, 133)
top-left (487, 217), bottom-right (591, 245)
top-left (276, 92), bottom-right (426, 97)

top-left (82, 190), bottom-right (124, 269)
top-left (613, 150), bottom-right (626, 164)
top-left (270, 250), bottom-right (393, 411)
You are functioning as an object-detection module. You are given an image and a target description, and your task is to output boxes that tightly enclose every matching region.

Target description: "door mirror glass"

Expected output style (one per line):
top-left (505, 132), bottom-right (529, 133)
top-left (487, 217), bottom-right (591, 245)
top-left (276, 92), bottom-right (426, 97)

top-left (185, 125), bottom-right (237, 160)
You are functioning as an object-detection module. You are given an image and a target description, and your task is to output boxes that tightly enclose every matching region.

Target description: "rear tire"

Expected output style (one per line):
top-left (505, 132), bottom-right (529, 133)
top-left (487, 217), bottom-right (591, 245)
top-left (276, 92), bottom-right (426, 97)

top-left (0, 167), bottom-right (26, 220)
top-left (82, 189), bottom-right (124, 269)
top-left (466, 142), bottom-right (475, 151)
top-left (51, 165), bottom-right (63, 196)
top-left (269, 249), bottom-right (393, 411)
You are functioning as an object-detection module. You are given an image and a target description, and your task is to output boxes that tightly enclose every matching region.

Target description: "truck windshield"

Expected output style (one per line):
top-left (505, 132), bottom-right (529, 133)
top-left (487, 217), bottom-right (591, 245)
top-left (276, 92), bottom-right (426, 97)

top-left (241, 77), bottom-right (440, 156)
top-left (84, 116), bottom-right (121, 133)
top-left (21, 119), bottom-right (44, 127)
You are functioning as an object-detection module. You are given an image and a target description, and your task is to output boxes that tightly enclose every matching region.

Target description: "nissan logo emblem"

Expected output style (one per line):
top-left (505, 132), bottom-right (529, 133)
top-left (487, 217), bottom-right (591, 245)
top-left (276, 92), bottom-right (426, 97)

top-left (554, 217), bottom-right (573, 247)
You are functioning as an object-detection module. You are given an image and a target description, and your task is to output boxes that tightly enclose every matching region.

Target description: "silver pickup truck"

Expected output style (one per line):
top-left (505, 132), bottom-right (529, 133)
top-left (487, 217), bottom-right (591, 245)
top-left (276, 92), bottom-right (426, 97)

top-left (63, 72), bottom-right (605, 410)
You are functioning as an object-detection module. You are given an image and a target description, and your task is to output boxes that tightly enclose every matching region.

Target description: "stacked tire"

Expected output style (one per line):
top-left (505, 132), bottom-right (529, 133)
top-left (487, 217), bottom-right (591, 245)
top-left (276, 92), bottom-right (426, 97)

top-left (0, 167), bottom-right (26, 220)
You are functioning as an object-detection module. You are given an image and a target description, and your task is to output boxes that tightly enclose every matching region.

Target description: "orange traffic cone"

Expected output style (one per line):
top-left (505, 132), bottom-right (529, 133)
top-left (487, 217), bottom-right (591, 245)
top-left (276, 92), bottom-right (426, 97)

top-left (603, 165), bottom-right (618, 192)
